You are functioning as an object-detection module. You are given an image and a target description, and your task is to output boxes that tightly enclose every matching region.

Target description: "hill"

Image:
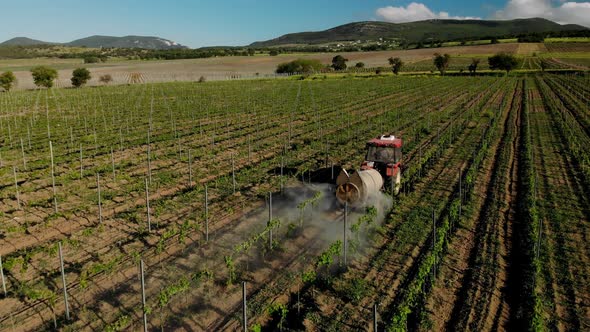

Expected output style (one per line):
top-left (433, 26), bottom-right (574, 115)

top-left (0, 35), bottom-right (187, 50)
top-left (0, 37), bottom-right (55, 46)
top-left (66, 35), bottom-right (187, 49)
top-left (250, 18), bottom-right (588, 47)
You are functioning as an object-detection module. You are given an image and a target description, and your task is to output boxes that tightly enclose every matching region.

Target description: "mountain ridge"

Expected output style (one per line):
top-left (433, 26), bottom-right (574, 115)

top-left (1, 37), bottom-right (58, 46)
top-left (0, 35), bottom-right (187, 49)
top-left (250, 17), bottom-right (588, 47)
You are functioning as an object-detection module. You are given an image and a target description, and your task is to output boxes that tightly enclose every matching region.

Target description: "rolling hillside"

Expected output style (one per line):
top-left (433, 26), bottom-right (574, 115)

top-left (66, 35), bottom-right (187, 49)
top-left (0, 35), bottom-right (187, 49)
top-left (250, 18), bottom-right (588, 46)
top-left (0, 37), bottom-right (55, 46)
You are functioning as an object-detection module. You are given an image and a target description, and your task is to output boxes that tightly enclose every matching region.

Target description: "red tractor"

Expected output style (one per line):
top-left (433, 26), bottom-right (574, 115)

top-left (336, 135), bottom-right (402, 206)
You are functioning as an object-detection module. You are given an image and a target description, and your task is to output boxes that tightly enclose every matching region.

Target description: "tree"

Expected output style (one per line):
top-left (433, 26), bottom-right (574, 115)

top-left (433, 53), bottom-right (451, 75)
top-left (99, 74), bottom-right (113, 84)
top-left (388, 57), bottom-right (403, 75)
top-left (518, 34), bottom-right (544, 43)
top-left (71, 68), bottom-right (91, 87)
top-left (331, 55), bottom-right (348, 70)
top-left (490, 37), bottom-right (499, 44)
top-left (269, 50), bottom-right (279, 56)
top-left (84, 56), bottom-right (100, 64)
top-left (355, 62), bottom-right (365, 68)
top-left (539, 59), bottom-right (548, 72)
top-left (488, 53), bottom-right (519, 74)
top-left (30, 66), bottom-right (58, 88)
top-left (0, 71), bottom-right (17, 91)
top-left (276, 59), bottom-right (324, 74)
top-left (468, 58), bottom-right (481, 74)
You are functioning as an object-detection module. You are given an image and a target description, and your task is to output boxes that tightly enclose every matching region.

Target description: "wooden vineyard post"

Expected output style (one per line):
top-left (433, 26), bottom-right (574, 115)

top-left (232, 153), bottom-right (236, 194)
top-left (149, 93), bottom-right (154, 133)
top-left (49, 141), bottom-right (58, 213)
top-left (119, 127), bottom-right (123, 151)
top-left (147, 129), bottom-right (152, 185)
top-left (20, 137), bottom-right (26, 170)
top-left (97, 173), bottom-right (102, 223)
top-left (7, 125), bottom-right (12, 149)
top-left (45, 95), bottom-right (51, 139)
top-left (140, 260), bottom-right (148, 332)
top-left (537, 219), bottom-right (542, 260)
top-left (0, 254), bottom-right (7, 296)
top-left (58, 242), bottom-right (70, 320)
top-left (111, 147), bottom-right (115, 181)
top-left (280, 156), bottom-right (284, 194)
top-left (344, 202), bottom-right (348, 267)
top-left (373, 303), bottom-right (378, 332)
top-left (331, 162), bottom-right (334, 181)
top-left (459, 168), bottom-right (462, 221)
top-left (27, 126), bottom-right (32, 149)
top-left (93, 129), bottom-right (98, 157)
top-left (248, 135), bottom-right (252, 163)
top-left (175, 122), bottom-right (181, 160)
top-left (188, 150), bottom-right (193, 187)
top-left (325, 138), bottom-right (329, 167)
top-left (79, 144), bottom-right (83, 179)
top-left (419, 145), bottom-right (422, 178)
top-left (145, 178), bottom-right (151, 232)
top-left (242, 281), bottom-right (247, 332)
top-left (205, 184), bottom-right (209, 242)
top-left (288, 122), bottom-right (292, 146)
top-left (13, 166), bottom-right (21, 210)
top-left (432, 208), bottom-right (436, 278)
top-left (69, 128), bottom-right (74, 152)
top-left (269, 192), bottom-right (273, 250)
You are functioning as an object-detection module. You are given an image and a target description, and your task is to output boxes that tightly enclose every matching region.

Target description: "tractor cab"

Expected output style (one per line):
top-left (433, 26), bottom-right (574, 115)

top-left (361, 135), bottom-right (402, 191)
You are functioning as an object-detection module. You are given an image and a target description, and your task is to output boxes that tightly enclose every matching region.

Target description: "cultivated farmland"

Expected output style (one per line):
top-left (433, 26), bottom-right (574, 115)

top-left (0, 73), bottom-right (589, 331)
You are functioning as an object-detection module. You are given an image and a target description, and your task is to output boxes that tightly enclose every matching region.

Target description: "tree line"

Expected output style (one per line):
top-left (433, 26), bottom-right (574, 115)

top-left (0, 67), bottom-right (114, 91)
top-left (275, 52), bottom-right (522, 75)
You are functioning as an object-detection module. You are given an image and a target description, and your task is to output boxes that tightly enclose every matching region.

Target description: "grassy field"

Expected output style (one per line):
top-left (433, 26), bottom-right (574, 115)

top-left (0, 72), bottom-right (588, 331)
top-left (545, 37), bottom-right (590, 43)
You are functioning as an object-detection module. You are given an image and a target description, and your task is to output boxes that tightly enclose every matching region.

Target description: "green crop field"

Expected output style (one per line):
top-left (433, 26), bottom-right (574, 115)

top-left (0, 73), bottom-right (588, 331)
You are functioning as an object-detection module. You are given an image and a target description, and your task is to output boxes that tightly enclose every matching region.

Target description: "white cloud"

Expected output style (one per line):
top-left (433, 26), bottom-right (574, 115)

top-left (376, 2), bottom-right (481, 23)
top-left (494, 0), bottom-right (590, 27)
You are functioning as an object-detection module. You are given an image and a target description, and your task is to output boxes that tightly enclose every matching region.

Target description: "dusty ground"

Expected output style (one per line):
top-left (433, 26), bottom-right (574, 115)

top-left (3, 43), bottom-right (520, 90)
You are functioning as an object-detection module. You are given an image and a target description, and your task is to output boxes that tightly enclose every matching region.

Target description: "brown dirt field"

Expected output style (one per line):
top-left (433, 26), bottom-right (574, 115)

top-left (292, 79), bottom-right (508, 331)
top-left (8, 43), bottom-right (520, 90)
top-left (0, 78), bottom-right (431, 331)
top-left (424, 86), bottom-right (510, 331)
top-left (517, 43), bottom-right (546, 55)
top-left (545, 42), bottom-right (590, 53)
top-left (549, 58), bottom-right (588, 70)
top-left (442, 80), bottom-right (521, 332)
top-left (530, 77), bottom-right (590, 330)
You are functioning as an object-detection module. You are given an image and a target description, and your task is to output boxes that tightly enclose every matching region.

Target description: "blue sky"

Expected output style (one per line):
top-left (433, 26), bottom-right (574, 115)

top-left (2, 0), bottom-right (589, 47)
